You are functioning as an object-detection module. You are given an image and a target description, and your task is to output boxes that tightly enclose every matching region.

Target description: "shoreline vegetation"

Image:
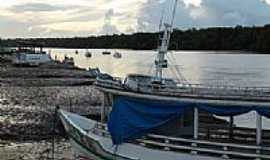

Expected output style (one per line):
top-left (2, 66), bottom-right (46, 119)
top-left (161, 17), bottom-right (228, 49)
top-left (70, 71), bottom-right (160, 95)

top-left (1, 25), bottom-right (270, 54)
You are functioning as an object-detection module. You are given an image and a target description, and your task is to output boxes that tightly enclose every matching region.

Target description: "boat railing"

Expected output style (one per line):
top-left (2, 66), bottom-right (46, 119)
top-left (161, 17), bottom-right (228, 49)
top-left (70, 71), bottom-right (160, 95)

top-left (96, 77), bottom-right (270, 98)
top-left (95, 77), bottom-right (123, 90)
top-left (199, 124), bottom-right (270, 144)
top-left (139, 134), bottom-right (270, 160)
top-left (93, 122), bottom-right (270, 159)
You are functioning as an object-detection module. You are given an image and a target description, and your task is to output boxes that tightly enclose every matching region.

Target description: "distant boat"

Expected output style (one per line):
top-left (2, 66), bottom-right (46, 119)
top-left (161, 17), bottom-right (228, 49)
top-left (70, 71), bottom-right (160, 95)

top-left (102, 51), bottom-right (111, 55)
top-left (85, 50), bottom-right (92, 58)
top-left (62, 55), bottom-right (74, 66)
top-left (113, 51), bottom-right (122, 59)
top-left (13, 41), bottom-right (51, 66)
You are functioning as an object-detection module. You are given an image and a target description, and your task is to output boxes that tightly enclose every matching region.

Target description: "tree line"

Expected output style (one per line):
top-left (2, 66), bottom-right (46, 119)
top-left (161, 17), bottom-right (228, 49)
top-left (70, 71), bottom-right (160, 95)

top-left (2, 25), bottom-right (270, 53)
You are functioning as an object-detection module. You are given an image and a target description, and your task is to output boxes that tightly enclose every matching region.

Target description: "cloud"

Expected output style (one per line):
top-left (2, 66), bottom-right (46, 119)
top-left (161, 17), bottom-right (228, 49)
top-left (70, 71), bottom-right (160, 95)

top-left (262, 0), bottom-right (270, 5)
top-left (100, 9), bottom-right (120, 34)
top-left (137, 0), bottom-right (270, 30)
top-left (183, 0), bottom-right (202, 7)
top-left (9, 3), bottom-right (72, 13)
top-left (1, 0), bottom-right (270, 38)
top-left (198, 0), bottom-right (270, 27)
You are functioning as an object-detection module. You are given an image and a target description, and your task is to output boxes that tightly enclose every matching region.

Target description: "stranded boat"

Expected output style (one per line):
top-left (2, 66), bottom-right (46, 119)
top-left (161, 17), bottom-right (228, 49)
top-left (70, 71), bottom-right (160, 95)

top-left (102, 51), bottom-right (111, 55)
top-left (62, 55), bottom-right (75, 66)
top-left (13, 41), bottom-right (52, 66)
top-left (85, 50), bottom-right (92, 58)
top-left (113, 51), bottom-right (122, 59)
top-left (59, 0), bottom-right (270, 159)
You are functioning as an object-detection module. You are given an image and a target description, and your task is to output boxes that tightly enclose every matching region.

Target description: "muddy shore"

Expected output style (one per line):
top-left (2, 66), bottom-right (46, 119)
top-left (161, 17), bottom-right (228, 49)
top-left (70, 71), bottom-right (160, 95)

top-left (0, 86), bottom-right (102, 160)
top-left (0, 55), bottom-right (95, 87)
top-left (0, 55), bottom-right (103, 159)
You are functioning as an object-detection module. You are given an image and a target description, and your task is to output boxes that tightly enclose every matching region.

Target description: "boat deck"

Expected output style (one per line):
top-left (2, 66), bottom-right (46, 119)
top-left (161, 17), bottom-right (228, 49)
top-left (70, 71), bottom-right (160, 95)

top-left (93, 122), bottom-right (270, 160)
top-left (95, 78), bottom-right (270, 103)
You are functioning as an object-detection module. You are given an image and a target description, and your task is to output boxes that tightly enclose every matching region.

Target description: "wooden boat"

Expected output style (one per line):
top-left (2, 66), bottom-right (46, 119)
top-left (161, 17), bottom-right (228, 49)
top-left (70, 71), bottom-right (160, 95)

top-left (13, 41), bottom-right (51, 66)
top-left (85, 50), bottom-right (92, 58)
top-left (102, 51), bottom-right (111, 55)
top-left (58, 104), bottom-right (270, 160)
top-left (113, 52), bottom-right (122, 58)
top-left (58, 0), bottom-right (270, 159)
top-left (62, 56), bottom-right (75, 66)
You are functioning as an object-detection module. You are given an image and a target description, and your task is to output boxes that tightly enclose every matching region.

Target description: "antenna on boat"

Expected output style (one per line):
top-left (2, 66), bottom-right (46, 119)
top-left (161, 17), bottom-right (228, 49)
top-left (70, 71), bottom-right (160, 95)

top-left (154, 0), bottom-right (178, 81)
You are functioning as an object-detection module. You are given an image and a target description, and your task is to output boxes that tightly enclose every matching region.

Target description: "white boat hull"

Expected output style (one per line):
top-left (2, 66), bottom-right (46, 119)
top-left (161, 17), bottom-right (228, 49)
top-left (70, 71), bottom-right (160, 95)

top-left (58, 109), bottom-right (222, 160)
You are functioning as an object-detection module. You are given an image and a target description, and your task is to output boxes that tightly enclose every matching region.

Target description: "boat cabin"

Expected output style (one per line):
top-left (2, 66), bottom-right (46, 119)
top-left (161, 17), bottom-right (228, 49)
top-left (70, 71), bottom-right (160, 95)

top-left (124, 74), bottom-right (177, 91)
top-left (13, 41), bottom-right (51, 66)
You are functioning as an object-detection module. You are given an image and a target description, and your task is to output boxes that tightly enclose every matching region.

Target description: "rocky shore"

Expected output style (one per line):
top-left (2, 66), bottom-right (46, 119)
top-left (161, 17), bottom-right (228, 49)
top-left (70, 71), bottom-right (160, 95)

top-left (0, 138), bottom-right (72, 160)
top-left (0, 86), bottom-right (102, 140)
top-left (0, 54), bottom-right (103, 159)
top-left (0, 86), bottom-right (103, 159)
top-left (0, 54), bottom-right (95, 87)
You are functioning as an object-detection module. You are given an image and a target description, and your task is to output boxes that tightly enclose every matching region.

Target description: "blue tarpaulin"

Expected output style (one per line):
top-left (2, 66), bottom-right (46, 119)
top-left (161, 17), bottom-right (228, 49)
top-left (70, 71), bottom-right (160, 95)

top-left (108, 96), bottom-right (193, 145)
top-left (108, 96), bottom-right (270, 145)
top-left (197, 103), bottom-right (252, 116)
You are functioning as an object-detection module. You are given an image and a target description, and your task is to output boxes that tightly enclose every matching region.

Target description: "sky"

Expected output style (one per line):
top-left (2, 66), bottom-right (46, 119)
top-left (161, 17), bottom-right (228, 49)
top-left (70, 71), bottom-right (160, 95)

top-left (0, 0), bottom-right (270, 38)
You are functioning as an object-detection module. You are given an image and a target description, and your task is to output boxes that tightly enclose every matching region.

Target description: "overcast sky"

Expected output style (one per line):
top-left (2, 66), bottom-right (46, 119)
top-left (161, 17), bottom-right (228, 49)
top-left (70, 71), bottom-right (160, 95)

top-left (1, 0), bottom-right (270, 38)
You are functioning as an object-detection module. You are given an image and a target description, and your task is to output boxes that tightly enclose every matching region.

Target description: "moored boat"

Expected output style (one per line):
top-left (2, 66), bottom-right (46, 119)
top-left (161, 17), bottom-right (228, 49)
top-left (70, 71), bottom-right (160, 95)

top-left (59, 0), bottom-right (270, 159)
top-left (102, 51), bottom-right (111, 55)
top-left (12, 41), bottom-right (52, 66)
top-left (85, 50), bottom-right (92, 58)
top-left (62, 55), bottom-right (75, 66)
top-left (113, 51), bottom-right (122, 59)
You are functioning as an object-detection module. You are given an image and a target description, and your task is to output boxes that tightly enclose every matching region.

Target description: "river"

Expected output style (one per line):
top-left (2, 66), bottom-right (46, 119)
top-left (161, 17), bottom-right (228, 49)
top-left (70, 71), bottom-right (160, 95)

top-left (48, 49), bottom-right (270, 129)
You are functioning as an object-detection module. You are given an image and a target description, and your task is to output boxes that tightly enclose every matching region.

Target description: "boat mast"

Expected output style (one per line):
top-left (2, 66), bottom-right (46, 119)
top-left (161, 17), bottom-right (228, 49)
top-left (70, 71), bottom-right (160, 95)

top-left (155, 0), bottom-right (178, 81)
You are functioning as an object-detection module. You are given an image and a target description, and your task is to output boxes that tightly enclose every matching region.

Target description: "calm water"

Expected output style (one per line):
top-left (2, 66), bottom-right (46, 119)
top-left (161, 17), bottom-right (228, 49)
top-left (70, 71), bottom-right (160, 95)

top-left (48, 48), bottom-right (270, 129)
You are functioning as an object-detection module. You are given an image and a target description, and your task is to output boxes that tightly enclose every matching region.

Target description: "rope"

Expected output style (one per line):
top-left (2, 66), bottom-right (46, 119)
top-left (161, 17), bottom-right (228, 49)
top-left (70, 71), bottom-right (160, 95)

top-left (166, 52), bottom-right (189, 84)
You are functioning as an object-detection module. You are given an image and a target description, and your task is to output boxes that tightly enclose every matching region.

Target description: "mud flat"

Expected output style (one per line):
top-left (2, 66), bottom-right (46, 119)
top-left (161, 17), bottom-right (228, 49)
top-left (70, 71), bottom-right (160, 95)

top-left (0, 138), bottom-right (72, 160)
top-left (0, 56), bottom-right (95, 87)
top-left (0, 86), bottom-right (102, 159)
top-left (0, 55), bottom-right (102, 159)
top-left (0, 86), bottom-right (102, 140)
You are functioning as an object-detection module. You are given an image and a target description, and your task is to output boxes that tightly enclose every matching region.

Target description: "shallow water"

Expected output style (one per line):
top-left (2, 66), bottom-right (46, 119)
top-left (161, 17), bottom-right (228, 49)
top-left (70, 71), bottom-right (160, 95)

top-left (48, 49), bottom-right (270, 129)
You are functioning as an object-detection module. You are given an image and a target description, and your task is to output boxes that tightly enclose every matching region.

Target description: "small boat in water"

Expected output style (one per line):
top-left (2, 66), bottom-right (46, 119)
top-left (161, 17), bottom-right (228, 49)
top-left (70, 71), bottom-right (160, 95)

top-left (102, 51), bottom-right (111, 55)
top-left (62, 55), bottom-right (74, 66)
top-left (85, 50), bottom-right (92, 58)
top-left (113, 51), bottom-right (122, 58)
top-left (59, 0), bottom-right (270, 160)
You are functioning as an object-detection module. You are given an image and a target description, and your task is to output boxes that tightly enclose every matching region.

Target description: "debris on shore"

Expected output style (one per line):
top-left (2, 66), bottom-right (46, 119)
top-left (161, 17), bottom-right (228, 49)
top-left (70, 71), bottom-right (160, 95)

top-left (0, 86), bottom-right (102, 159)
top-left (0, 54), bottom-right (95, 87)
top-left (0, 53), bottom-right (103, 159)
top-left (0, 138), bottom-right (72, 160)
top-left (0, 86), bottom-right (102, 140)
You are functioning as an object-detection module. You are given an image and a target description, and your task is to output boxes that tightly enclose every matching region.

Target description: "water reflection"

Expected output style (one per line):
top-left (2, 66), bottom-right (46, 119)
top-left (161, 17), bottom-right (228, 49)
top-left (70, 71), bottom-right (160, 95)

top-left (48, 48), bottom-right (270, 129)
top-left (49, 49), bottom-right (270, 86)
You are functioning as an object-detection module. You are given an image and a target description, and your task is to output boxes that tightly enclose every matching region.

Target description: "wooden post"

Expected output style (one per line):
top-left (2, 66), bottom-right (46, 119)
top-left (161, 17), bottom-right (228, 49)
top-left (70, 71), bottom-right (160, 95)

top-left (229, 116), bottom-right (234, 140)
top-left (194, 107), bottom-right (199, 140)
top-left (101, 93), bottom-right (106, 123)
top-left (191, 107), bottom-right (199, 155)
top-left (256, 113), bottom-right (262, 146)
top-left (256, 112), bottom-right (262, 160)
